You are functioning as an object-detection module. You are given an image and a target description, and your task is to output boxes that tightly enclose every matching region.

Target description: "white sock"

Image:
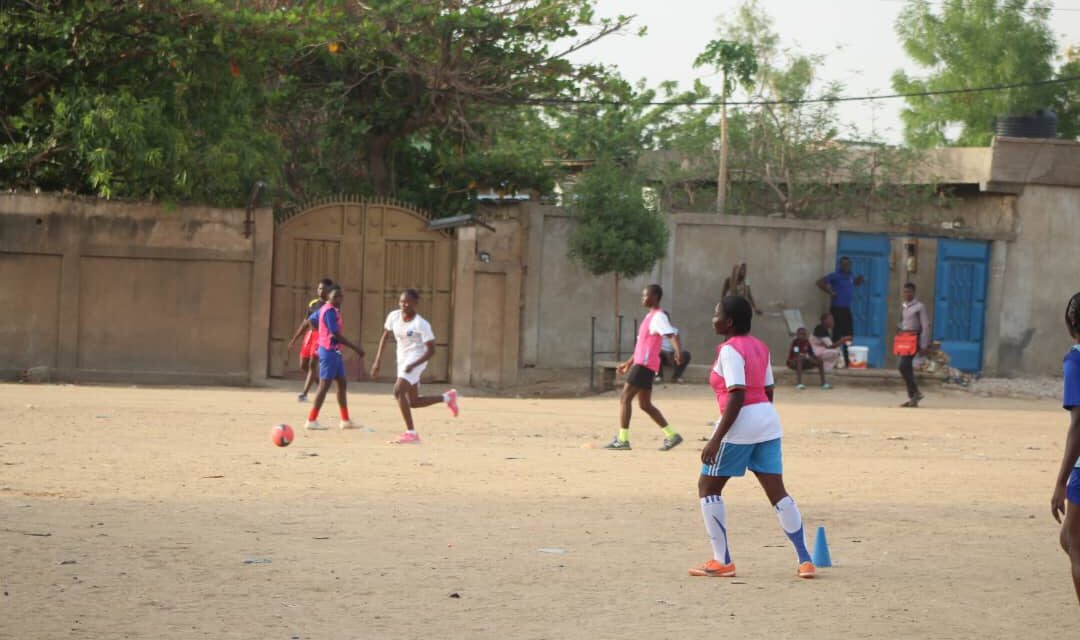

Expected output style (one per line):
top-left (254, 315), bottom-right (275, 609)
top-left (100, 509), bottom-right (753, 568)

top-left (700, 496), bottom-right (731, 564)
top-left (774, 496), bottom-right (812, 563)
top-left (442, 393), bottom-right (449, 402)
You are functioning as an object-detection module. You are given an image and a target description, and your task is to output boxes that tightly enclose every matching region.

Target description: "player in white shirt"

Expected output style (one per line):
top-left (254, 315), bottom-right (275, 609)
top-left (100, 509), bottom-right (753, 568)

top-left (371, 289), bottom-right (459, 444)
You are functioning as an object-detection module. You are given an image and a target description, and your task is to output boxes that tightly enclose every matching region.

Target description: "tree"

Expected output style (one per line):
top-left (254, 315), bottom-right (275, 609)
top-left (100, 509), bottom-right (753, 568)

top-left (0, 1), bottom-right (632, 214)
top-left (567, 160), bottom-right (669, 347)
top-left (693, 39), bottom-right (756, 213)
top-left (892, 0), bottom-right (1064, 147)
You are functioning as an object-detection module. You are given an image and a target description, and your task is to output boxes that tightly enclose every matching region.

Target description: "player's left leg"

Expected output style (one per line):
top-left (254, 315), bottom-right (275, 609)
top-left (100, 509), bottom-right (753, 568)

top-left (604, 383), bottom-right (640, 450)
top-left (305, 377), bottom-right (333, 431)
top-left (636, 387), bottom-right (682, 451)
top-left (334, 374), bottom-right (357, 430)
top-left (751, 439), bottom-right (814, 578)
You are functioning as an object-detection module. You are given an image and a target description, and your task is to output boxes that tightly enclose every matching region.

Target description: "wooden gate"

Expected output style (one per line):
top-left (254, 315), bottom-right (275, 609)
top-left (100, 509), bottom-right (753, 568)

top-left (269, 197), bottom-right (454, 381)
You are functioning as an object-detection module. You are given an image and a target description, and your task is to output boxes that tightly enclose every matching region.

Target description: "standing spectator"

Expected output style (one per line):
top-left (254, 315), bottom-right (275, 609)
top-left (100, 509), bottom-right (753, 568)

top-left (723, 263), bottom-right (763, 315)
top-left (657, 312), bottom-right (692, 384)
top-left (816, 257), bottom-right (864, 367)
top-left (896, 282), bottom-right (930, 408)
top-left (810, 313), bottom-right (844, 371)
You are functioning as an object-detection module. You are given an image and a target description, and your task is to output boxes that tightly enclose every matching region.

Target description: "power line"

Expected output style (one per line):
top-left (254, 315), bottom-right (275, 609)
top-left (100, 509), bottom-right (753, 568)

top-left (516, 75), bottom-right (1080, 108)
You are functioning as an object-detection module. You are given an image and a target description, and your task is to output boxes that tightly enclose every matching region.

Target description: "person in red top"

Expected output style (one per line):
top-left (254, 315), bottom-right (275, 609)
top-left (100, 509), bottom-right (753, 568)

top-left (604, 284), bottom-right (684, 452)
top-left (287, 278), bottom-right (334, 402)
top-left (786, 327), bottom-right (830, 390)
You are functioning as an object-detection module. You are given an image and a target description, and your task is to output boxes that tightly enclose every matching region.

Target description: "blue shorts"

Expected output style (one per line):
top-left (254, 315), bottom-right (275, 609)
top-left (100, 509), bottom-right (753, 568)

top-left (1068, 468), bottom-right (1080, 505)
top-left (318, 348), bottom-right (345, 380)
top-left (701, 438), bottom-right (783, 477)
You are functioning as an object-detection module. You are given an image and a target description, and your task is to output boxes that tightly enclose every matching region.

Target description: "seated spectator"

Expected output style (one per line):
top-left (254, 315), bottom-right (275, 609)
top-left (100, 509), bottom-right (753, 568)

top-left (811, 313), bottom-right (845, 371)
top-left (656, 312), bottom-right (691, 383)
top-left (787, 327), bottom-right (831, 390)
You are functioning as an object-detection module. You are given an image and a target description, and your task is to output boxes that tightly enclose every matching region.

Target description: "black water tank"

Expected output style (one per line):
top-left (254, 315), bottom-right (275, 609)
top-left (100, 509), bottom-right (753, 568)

top-left (994, 109), bottom-right (1058, 138)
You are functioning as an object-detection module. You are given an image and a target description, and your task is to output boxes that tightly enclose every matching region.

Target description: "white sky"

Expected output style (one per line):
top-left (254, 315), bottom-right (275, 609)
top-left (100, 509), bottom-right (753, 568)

top-left (568, 0), bottom-right (1080, 143)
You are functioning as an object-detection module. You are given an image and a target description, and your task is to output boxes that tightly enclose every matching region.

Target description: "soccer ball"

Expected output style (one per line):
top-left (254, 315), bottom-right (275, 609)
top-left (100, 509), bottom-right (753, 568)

top-left (270, 423), bottom-right (294, 447)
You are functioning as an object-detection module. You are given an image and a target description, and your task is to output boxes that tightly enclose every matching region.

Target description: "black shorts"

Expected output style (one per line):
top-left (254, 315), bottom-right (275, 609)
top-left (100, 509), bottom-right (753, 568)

top-left (626, 364), bottom-right (656, 390)
top-left (830, 306), bottom-right (854, 341)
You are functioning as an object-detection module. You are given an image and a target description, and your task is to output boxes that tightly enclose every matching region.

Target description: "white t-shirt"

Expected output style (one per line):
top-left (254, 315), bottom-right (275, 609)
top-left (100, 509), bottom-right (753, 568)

top-left (711, 344), bottom-right (782, 445)
top-left (661, 328), bottom-right (680, 353)
top-left (649, 311), bottom-right (676, 337)
top-left (384, 310), bottom-right (435, 368)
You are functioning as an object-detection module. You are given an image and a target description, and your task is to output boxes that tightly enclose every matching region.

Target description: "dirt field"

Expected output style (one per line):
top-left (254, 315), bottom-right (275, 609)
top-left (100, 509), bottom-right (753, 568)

top-left (0, 380), bottom-right (1075, 639)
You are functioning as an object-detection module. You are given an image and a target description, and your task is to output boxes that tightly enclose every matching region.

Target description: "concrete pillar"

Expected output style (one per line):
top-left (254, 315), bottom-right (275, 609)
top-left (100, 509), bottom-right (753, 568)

top-left (823, 223), bottom-right (838, 274)
top-left (450, 227), bottom-right (477, 385)
top-left (247, 208), bottom-right (274, 383)
top-left (660, 214), bottom-right (677, 306)
top-left (982, 239), bottom-right (1008, 376)
top-left (521, 207), bottom-right (544, 367)
top-left (56, 249), bottom-right (81, 371)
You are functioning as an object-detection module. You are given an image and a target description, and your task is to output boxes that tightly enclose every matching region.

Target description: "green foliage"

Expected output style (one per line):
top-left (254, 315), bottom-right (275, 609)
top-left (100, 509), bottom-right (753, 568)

top-left (567, 161), bottom-right (669, 279)
top-left (891, 0), bottom-right (1067, 147)
top-left (0, 0), bottom-right (630, 212)
top-left (693, 40), bottom-right (757, 98)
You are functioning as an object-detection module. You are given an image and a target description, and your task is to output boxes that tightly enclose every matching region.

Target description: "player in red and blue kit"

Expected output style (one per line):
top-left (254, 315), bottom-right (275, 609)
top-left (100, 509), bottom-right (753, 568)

top-left (690, 296), bottom-right (816, 580)
top-left (304, 285), bottom-right (365, 431)
top-left (1051, 292), bottom-right (1080, 605)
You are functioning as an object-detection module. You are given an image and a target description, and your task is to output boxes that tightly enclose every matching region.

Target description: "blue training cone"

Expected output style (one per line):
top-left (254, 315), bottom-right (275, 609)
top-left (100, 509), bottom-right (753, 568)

top-left (812, 526), bottom-right (832, 568)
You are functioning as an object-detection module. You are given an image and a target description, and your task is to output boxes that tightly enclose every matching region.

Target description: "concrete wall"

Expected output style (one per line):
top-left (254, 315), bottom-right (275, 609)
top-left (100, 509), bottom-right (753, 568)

top-left (0, 193), bottom-right (273, 384)
top-left (995, 184), bottom-right (1080, 374)
top-left (517, 195), bottom-right (1037, 377)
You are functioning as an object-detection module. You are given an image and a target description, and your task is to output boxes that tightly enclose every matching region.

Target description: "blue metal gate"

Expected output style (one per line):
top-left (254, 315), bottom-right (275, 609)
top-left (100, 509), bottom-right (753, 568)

top-left (836, 233), bottom-right (890, 368)
top-left (934, 239), bottom-right (990, 372)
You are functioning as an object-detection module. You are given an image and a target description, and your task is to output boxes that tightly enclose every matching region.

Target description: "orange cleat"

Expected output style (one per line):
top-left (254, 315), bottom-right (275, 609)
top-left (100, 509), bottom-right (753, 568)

top-left (689, 559), bottom-right (736, 577)
top-left (798, 562), bottom-right (816, 579)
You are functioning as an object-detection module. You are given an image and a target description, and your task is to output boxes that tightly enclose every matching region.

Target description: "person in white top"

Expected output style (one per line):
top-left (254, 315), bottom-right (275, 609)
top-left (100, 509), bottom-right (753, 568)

top-left (371, 289), bottom-right (459, 444)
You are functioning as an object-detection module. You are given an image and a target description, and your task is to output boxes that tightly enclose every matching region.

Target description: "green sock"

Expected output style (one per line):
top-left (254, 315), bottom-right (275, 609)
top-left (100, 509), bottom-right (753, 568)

top-left (617, 428), bottom-right (630, 443)
top-left (662, 425), bottom-right (678, 439)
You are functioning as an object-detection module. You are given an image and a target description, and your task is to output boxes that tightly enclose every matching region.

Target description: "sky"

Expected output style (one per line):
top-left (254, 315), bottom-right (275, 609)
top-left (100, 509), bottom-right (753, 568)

top-left (567, 0), bottom-right (1080, 144)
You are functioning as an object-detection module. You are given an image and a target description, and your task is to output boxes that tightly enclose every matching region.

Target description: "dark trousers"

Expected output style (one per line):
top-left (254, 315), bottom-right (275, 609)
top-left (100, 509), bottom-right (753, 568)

top-left (658, 350), bottom-right (691, 381)
top-left (898, 355), bottom-right (920, 398)
top-left (830, 306), bottom-right (854, 366)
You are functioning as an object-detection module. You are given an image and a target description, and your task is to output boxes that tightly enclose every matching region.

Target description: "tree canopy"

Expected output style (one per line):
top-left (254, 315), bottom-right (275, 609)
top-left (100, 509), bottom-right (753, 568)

top-left (0, 0), bottom-right (629, 213)
top-left (891, 0), bottom-right (1076, 147)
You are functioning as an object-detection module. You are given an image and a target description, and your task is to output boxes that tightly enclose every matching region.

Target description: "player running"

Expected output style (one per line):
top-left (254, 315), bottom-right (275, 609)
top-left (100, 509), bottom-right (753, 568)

top-left (371, 289), bottom-right (459, 444)
top-left (690, 296), bottom-right (816, 579)
top-left (604, 284), bottom-right (684, 451)
top-left (1051, 291), bottom-right (1080, 605)
top-left (303, 285), bottom-right (365, 431)
top-left (288, 278), bottom-right (334, 402)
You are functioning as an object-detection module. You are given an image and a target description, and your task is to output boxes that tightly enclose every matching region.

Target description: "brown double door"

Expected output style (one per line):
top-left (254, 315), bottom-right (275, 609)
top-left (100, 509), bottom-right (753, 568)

top-left (269, 199), bottom-right (453, 381)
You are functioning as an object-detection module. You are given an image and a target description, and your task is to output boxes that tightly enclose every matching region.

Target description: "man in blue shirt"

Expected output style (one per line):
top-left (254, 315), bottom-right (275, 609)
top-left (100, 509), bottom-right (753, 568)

top-left (816, 257), bottom-right (864, 368)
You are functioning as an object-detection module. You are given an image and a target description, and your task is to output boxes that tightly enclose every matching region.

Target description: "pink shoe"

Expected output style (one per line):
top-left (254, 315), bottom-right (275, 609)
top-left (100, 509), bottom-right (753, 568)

top-left (390, 431), bottom-right (421, 445)
top-left (445, 389), bottom-right (460, 418)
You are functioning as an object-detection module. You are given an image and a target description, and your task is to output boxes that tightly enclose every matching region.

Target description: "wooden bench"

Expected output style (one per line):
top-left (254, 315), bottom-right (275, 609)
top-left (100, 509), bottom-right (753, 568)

top-left (594, 360), bottom-right (623, 391)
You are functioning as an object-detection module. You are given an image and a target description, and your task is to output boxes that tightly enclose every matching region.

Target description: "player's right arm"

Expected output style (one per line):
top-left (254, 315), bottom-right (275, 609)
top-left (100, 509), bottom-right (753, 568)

top-left (370, 329), bottom-right (392, 378)
top-left (815, 275), bottom-right (834, 297)
top-left (287, 318), bottom-right (309, 349)
top-left (702, 345), bottom-right (747, 465)
top-left (1052, 406), bottom-right (1080, 523)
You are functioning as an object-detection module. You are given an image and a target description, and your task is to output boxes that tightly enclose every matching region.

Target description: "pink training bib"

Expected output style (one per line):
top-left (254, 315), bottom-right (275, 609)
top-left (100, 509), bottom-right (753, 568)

top-left (633, 308), bottom-right (664, 372)
top-left (317, 304), bottom-right (342, 351)
top-left (710, 335), bottom-right (771, 409)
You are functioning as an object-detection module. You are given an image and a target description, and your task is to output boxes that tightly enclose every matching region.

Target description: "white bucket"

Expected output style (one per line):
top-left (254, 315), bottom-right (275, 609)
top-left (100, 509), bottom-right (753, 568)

top-left (848, 345), bottom-right (869, 369)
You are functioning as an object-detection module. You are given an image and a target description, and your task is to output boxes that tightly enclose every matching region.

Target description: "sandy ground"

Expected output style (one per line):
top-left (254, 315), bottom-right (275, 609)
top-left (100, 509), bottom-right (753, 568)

top-left (0, 380), bottom-right (1076, 639)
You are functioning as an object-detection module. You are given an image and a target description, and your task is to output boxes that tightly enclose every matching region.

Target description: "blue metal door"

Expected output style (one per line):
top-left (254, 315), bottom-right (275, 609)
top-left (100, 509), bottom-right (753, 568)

top-left (934, 239), bottom-right (990, 372)
top-left (836, 233), bottom-right (890, 368)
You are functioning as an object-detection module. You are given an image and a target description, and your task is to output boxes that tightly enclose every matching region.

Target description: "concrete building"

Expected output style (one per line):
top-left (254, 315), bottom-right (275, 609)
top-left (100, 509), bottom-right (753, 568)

top-left (1, 136), bottom-right (1077, 386)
